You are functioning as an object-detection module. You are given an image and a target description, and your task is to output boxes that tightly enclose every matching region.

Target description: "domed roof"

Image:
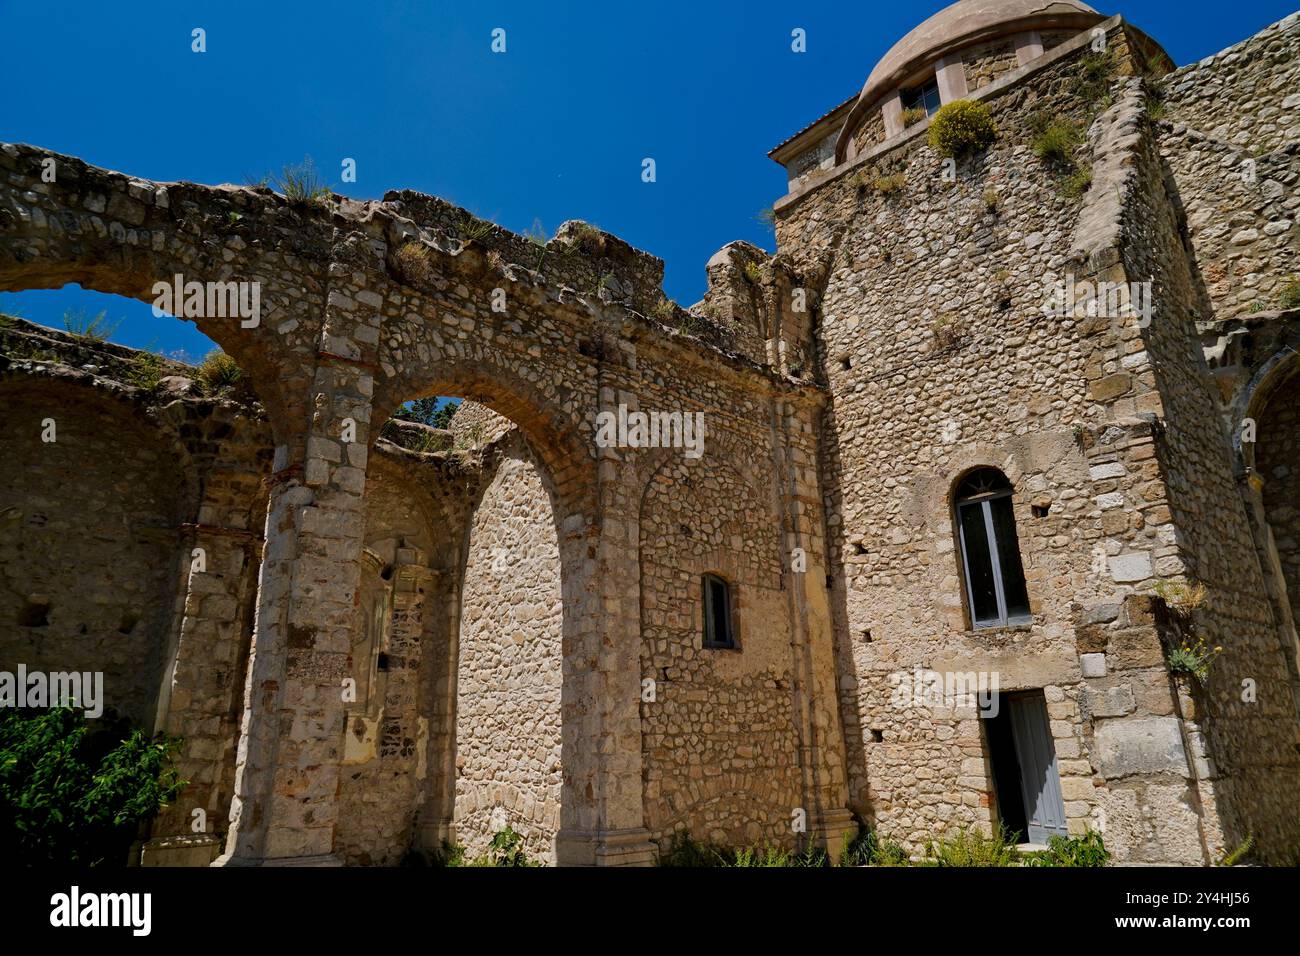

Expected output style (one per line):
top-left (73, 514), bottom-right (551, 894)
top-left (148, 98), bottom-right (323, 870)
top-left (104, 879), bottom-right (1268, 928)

top-left (836, 0), bottom-right (1104, 160)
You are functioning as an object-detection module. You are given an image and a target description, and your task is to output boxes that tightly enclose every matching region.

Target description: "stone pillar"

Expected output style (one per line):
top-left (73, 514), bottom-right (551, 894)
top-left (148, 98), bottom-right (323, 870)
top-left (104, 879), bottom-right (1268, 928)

top-left (881, 90), bottom-right (905, 139)
top-left (554, 383), bottom-right (654, 866)
top-left (149, 523), bottom-right (259, 864)
top-left (418, 566), bottom-right (460, 853)
top-left (774, 396), bottom-right (856, 859)
top-left (1015, 30), bottom-right (1045, 66)
top-left (214, 270), bottom-right (380, 867)
top-left (935, 54), bottom-right (969, 104)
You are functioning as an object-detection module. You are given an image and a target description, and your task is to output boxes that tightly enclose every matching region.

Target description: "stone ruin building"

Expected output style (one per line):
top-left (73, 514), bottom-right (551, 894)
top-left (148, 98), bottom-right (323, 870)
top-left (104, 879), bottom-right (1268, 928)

top-left (1, 0), bottom-right (1298, 866)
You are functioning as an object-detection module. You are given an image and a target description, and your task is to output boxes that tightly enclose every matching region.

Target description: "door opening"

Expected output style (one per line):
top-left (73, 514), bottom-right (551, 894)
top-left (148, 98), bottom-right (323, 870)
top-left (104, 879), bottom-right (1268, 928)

top-left (984, 690), bottom-right (1068, 845)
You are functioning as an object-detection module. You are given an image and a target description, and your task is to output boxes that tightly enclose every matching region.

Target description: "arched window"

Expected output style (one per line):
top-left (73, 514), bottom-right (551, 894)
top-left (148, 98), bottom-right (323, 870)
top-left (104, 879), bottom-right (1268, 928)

top-left (954, 469), bottom-right (1031, 629)
top-left (702, 573), bottom-right (736, 649)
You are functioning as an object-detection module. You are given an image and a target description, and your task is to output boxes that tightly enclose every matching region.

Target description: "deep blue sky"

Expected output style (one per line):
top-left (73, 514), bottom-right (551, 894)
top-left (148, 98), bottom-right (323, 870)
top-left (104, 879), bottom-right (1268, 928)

top-left (1, 0), bottom-right (1292, 359)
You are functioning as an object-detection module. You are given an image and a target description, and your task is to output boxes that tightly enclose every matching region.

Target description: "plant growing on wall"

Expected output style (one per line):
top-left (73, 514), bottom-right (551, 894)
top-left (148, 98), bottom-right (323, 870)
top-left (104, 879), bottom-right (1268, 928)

top-left (195, 350), bottom-right (243, 396)
top-left (927, 100), bottom-right (998, 158)
top-left (1032, 121), bottom-right (1084, 169)
top-left (1167, 633), bottom-right (1222, 685)
top-left (1278, 278), bottom-right (1300, 311)
top-left (271, 156), bottom-right (331, 208)
top-left (900, 106), bottom-right (928, 128)
top-left (929, 312), bottom-right (966, 350)
top-left (0, 707), bottom-right (187, 866)
top-left (1155, 580), bottom-right (1219, 685)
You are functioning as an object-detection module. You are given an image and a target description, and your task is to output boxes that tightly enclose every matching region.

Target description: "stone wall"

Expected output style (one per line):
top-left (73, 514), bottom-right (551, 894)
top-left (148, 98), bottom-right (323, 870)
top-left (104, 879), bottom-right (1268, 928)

top-left (454, 432), bottom-right (563, 863)
top-left (765, 22), bottom-right (1291, 862)
top-left (638, 453), bottom-right (799, 847)
top-left (1256, 370), bottom-right (1300, 635)
top-left (334, 458), bottom-right (444, 865)
top-left (0, 372), bottom-right (184, 727)
top-left (962, 38), bottom-right (1020, 92)
top-left (1160, 14), bottom-right (1300, 154)
top-left (1107, 87), bottom-right (1300, 862)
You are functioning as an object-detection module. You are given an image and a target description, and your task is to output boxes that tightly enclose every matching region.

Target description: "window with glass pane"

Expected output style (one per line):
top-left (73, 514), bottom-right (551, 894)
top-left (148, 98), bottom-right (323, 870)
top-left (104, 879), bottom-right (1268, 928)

top-left (702, 574), bottom-right (735, 649)
top-left (902, 78), bottom-right (942, 117)
top-left (955, 469), bottom-right (1031, 628)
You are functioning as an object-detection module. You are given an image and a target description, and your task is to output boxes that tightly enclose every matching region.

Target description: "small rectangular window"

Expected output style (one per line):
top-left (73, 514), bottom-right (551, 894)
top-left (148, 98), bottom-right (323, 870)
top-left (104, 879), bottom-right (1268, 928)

top-left (902, 78), bottom-right (942, 117)
top-left (702, 574), bottom-right (735, 649)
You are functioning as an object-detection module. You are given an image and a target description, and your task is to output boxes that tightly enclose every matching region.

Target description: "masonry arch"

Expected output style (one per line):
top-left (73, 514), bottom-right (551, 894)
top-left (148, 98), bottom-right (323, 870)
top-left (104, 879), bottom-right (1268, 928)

top-left (1245, 355), bottom-right (1300, 697)
top-left (0, 144), bottom-right (341, 446)
top-left (384, 359), bottom-right (602, 865)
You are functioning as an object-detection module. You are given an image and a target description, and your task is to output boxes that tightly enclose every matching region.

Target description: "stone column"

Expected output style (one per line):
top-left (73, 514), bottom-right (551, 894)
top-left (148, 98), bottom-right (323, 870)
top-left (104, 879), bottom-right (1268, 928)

top-left (214, 269), bottom-right (380, 867)
top-left (881, 90), bottom-right (905, 139)
top-left (554, 382), bottom-right (654, 866)
top-left (774, 395), bottom-right (856, 859)
top-left (148, 523), bottom-right (259, 864)
top-left (1015, 30), bottom-right (1045, 66)
top-left (935, 54), bottom-right (969, 104)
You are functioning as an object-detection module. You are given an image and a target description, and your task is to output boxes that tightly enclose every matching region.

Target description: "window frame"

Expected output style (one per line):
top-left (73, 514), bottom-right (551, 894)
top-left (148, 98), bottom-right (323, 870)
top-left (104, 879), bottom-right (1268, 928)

top-left (954, 472), bottom-right (1032, 630)
top-left (701, 573), bottom-right (737, 650)
top-left (902, 77), bottom-right (942, 117)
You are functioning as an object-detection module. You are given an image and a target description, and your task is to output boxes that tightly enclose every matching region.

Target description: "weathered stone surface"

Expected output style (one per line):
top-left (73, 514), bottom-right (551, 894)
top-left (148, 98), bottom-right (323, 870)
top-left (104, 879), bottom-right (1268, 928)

top-left (1094, 717), bottom-right (1189, 779)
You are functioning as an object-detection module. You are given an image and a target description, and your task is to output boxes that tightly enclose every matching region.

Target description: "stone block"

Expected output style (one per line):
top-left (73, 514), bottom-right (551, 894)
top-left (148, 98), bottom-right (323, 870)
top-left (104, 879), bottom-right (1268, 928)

top-left (1094, 717), bottom-right (1189, 779)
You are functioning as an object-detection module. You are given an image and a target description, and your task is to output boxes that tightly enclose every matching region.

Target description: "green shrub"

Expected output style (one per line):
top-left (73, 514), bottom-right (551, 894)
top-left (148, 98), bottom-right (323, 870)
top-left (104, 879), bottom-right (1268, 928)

top-left (1025, 831), bottom-right (1110, 867)
top-left (0, 707), bottom-right (187, 866)
top-left (924, 825), bottom-right (1021, 867)
top-left (429, 840), bottom-right (467, 866)
top-left (1167, 633), bottom-right (1221, 685)
top-left (1033, 122), bottom-right (1084, 169)
top-left (271, 157), bottom-right (330, 207)
top-left (458, 213), bottom-right (495, 244)
top-left (839, 826), bottom-right (910, 866)
top-left (868, 172), bottom-right (908, 196)
top-left (479, 825), bottom-right (538, 867)
top-left (1217, 835), bottom-right (1254, 867)
top-left (126, 351), bottom-right (167, 391)
top-left (1060, 167), bottom-right (1094, 200)
top-left (195, 350), bottom-right (242, 396)
top-left (650, 298), bottom-right (676, 323)
top-left (62, 308), bottom-right (119, 342)
top-left (900, 106), bottom-right (928, 128)
top-left (657, 830), bottom-right (827, 867)
top-left (928, 100), bottom-right (998, 158)
top-left (1278, 279), bottom-right (1300, 310)
top-left (1077, 50), bottom-right (1118, 108)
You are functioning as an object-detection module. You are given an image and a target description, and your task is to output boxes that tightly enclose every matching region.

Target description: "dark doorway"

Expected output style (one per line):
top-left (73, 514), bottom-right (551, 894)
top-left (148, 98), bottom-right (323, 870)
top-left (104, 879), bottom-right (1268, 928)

top-left (984, 690), bottom-right (1068, 844)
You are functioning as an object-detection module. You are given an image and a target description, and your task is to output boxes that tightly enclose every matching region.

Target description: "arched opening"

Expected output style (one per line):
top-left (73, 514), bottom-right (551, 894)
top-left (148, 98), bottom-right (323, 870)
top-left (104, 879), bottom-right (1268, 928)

top-left (0, 287), bottom-right (274, 860)
top-left (1253, 361), bottom-right (1300, 671)
top-left (953, 467), bottom-right (1031, 629)
top-left (454, 418), bottom-right (563, 864)
top-left (374, 367), bottom-right (593, 866)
